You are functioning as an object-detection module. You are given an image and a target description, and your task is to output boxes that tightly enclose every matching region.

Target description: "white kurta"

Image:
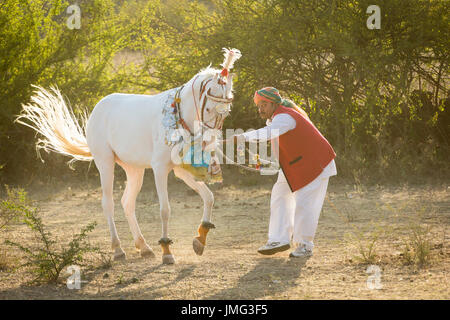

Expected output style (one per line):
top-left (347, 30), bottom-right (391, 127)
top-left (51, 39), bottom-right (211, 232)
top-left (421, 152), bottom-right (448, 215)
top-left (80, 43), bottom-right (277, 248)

top-left (241, 113), bottom-right (337, 250)
top-left (242, 113), bottom-right (297, 142)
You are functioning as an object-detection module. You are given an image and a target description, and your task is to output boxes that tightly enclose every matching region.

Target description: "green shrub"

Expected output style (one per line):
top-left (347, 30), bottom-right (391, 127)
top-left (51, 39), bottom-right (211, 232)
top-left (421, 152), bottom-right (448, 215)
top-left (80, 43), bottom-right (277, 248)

top-left (0, 186), bottom-right (32, 271)
top-left (4, 194), bottom-right (98, 284)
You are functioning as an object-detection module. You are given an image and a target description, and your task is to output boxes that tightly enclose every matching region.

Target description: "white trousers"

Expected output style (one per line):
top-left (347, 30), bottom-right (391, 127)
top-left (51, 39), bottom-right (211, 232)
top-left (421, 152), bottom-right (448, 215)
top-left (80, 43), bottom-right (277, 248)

top-left (268, 160), bottom-right (336, 250)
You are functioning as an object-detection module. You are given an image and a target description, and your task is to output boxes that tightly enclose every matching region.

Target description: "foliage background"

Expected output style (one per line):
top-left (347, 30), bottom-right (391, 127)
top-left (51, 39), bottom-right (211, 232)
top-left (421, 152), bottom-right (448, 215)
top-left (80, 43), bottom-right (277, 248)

top-left (0, 0), bottom-right (448, 185)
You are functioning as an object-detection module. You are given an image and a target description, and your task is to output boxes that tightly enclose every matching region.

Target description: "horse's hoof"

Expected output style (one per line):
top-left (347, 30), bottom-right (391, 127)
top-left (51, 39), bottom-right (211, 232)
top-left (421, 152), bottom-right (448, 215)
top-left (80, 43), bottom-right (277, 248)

top-left (113, 251), bottom-right (126, 261)
top-left (193, 237), bottom-right (205, 256)
top-left (141, 247), bottom-right (155, 259)
top-left (162, 254), bottom-right (175, 264)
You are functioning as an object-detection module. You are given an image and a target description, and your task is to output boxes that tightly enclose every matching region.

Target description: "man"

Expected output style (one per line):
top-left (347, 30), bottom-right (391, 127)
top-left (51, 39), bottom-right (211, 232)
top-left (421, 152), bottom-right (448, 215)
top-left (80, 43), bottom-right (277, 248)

top-left (235, 87), bottom-right (336, 257)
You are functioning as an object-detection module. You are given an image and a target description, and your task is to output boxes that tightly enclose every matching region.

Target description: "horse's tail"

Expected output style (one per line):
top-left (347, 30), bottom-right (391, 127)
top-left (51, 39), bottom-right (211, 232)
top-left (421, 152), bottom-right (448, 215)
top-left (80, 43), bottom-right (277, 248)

top-left (16, 85), bottom-right (93, 165)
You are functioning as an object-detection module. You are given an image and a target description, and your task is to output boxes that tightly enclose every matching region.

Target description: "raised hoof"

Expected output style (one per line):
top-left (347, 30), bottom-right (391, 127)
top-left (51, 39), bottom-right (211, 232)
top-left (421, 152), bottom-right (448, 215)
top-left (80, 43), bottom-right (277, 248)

top-left (113, 251), bottom-right (126, 261)
top-left (140, 247), bottom-right (156, 259)
top-left (162, 254), bottom-right (175, 265)
top-left (193, 237), bottom-right (205, 256)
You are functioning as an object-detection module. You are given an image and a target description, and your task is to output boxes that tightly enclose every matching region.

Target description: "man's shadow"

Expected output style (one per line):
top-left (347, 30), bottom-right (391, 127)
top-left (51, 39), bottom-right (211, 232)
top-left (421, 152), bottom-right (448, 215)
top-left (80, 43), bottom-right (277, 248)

top-left (205, 256), bottom-right (310, 300)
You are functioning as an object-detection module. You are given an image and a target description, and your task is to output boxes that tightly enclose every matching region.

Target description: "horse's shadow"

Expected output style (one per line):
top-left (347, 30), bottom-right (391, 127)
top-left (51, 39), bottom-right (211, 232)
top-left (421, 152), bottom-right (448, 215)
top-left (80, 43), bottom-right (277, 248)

top-left (205, 256), bottom-right (310, 300)
top-left (109, 261), bottom-right (196, 292)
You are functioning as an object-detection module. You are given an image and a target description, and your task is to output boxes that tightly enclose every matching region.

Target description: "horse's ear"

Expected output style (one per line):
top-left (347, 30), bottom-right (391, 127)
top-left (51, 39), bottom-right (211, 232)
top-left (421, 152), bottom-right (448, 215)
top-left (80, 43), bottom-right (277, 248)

top-left (213, 72), bottom-right (219, 83)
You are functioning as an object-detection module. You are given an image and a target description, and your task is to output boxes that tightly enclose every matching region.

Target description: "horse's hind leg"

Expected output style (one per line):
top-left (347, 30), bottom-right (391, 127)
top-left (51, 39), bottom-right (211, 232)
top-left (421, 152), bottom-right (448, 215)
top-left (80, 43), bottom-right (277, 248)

top-left (119, 163), bottom-right (155, 259)
top-left (173, 167), bottom-right (215, 256)
top-left (94, 154), bottom-right (126, 261)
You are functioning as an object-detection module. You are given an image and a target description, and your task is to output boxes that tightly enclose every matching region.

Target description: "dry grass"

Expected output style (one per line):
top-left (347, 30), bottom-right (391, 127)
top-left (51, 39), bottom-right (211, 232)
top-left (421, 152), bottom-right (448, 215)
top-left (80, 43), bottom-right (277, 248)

top-left (0, 248), bottom-right (11, 272)
top-left (0, 172), bottom-right (448, 300)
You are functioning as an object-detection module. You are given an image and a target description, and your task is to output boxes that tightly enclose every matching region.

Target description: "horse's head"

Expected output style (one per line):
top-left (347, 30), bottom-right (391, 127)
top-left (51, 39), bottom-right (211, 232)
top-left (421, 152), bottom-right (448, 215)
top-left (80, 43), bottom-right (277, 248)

top-left (199, 69), bottom-right (235, 131)
top-left (181, 48), bottom-right (241, 149)
top-left (198, 48), bottom-right (241, 131)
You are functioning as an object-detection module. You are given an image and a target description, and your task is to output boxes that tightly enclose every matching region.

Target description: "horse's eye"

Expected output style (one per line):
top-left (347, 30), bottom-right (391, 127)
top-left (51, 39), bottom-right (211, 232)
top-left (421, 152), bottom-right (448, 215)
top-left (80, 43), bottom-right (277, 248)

top-left (206, 108), bottom-right (210, 112)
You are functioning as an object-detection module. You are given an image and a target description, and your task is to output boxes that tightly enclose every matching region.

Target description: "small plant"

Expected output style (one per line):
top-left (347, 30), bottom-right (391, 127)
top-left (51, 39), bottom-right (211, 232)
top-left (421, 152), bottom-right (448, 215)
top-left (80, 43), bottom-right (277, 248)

top-left (0, 186), bottom-right (28, 230)
top-left (401, 224), bottom-right (433, 267)
top-left (349, 226), bottom-right (383, 265)
top-left (352, 170), bottom-right (365, 195)
top-left (394, 202), bottom-right (436, 268)
top-left (5, 194), bottom-right (98, 284)
top-left (340, 203), bottom-right (357, 223)
top-left (96, 250), bottom-right (113, 270)
top-left (116, 273), bottom-right (124, 285)
top-left (400, 243), bottom-right (414, 265)
top-left (328, 199), bottom-right (383, 264)
top-left (411, 225), bottom-right (433, 266)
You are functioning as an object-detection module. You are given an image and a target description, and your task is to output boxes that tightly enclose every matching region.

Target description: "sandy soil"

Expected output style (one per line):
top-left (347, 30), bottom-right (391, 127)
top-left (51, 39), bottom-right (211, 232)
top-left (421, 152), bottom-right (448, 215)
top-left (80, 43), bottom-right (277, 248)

top-left (0, 171), bottom-right (449, 300)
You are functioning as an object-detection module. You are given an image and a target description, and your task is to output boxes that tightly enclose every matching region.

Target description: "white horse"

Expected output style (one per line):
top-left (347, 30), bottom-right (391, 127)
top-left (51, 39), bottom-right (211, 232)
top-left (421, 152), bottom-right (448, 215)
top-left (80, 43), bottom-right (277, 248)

top-left (17, 48), bottom-right (242, 264)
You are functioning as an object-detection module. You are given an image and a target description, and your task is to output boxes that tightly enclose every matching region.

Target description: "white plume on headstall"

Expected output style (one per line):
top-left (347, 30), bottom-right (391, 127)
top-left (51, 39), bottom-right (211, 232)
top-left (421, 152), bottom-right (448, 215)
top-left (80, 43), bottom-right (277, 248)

top-left (220, 48), bottom-right (242, 71)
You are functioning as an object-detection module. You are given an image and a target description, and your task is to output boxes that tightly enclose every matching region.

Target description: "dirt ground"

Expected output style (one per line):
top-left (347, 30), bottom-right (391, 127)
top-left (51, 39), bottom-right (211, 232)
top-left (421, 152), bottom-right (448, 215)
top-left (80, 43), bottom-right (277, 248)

top-left (0, 170), bottom-right (449, 300)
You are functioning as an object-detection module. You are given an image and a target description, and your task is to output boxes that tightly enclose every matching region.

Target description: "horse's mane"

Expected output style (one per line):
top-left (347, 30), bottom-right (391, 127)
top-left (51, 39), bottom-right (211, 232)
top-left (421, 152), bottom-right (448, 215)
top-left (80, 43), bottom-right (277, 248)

top-left (192, 65), bottom-right (234, 98)
top-left (197, 65), bottom-right (219, 77)
top-left (182, 65), bottom-right (216, 88)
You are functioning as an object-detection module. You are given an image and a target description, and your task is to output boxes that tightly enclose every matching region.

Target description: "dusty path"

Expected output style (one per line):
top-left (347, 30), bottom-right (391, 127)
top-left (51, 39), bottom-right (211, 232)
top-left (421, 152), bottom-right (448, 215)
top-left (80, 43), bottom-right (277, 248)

top-left (0, 172), bottom-right (448, 299)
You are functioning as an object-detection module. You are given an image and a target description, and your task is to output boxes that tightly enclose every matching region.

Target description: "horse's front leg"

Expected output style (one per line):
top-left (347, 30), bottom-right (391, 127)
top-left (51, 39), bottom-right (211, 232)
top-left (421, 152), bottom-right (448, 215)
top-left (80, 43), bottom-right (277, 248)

top-left (173, 167), bottom-right (215, 256)
top-left (153, 165), bottom-right (175, 264)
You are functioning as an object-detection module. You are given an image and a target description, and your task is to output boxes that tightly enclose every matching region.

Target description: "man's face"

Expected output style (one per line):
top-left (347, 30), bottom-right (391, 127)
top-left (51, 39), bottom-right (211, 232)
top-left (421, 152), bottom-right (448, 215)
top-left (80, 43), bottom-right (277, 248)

top-left (256, 100), bottom-right (277, 120)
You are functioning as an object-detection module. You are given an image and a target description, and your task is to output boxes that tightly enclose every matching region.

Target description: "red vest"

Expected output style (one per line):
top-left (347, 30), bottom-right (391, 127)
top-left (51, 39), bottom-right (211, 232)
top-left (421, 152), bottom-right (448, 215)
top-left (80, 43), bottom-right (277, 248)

top-left (271, 105), bottom-right (336, 192)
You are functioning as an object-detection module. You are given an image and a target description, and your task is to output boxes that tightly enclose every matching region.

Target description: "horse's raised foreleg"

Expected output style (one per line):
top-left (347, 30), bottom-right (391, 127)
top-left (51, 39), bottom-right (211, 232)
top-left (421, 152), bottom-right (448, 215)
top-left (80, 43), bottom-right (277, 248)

top-left (94, 156), bottom-right (126, 261)
top-left (173, 167), bottom-right (215, 256)
top-left (153, 166), bottom-right (175, 264)
top-left (119, 163), bottom-right (155, 259)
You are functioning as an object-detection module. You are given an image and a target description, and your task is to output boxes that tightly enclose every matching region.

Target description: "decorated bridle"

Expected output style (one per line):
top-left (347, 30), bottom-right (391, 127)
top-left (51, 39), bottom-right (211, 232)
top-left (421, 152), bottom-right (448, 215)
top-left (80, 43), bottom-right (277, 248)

top-left (192, 72), bottom-right (233, 131)
top-left (171, 75), bottom-right (231, 138)
top-left (173, 48), bottom-right (241, 137)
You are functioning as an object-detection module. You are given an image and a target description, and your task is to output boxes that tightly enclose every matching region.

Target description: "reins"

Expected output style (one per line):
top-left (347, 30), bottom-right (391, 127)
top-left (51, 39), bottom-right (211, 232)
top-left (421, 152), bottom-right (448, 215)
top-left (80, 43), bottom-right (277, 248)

top-left (214, 146), bottom-right (261, 172)
top-left (214, 142), bottom-right (278, 173)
